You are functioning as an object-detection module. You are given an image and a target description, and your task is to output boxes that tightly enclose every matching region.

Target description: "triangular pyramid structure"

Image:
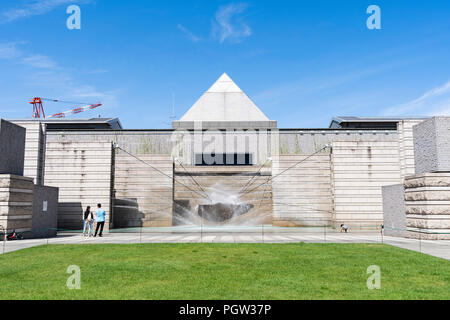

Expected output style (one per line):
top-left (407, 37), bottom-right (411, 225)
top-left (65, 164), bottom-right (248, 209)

top-left (174, 73), bottom-right (276, 129)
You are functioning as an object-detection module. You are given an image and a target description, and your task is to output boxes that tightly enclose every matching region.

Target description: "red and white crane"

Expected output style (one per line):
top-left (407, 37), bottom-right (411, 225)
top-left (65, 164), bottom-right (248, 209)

top-left (30, 97), bottom-right (102, 119)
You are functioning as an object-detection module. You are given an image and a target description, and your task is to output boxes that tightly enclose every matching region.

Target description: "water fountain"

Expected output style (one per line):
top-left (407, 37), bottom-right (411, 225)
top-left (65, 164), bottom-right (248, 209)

top-left (198, 203), bottom-right (254, 223)
top-left (172, 182), bottom-right (272, 232)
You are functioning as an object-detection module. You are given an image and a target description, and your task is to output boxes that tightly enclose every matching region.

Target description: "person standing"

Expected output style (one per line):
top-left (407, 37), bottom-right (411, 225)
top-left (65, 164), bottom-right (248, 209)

top-left (94, 203), bottom-right (106, 237)
top-left (82, 206), bottom-right (93, 237)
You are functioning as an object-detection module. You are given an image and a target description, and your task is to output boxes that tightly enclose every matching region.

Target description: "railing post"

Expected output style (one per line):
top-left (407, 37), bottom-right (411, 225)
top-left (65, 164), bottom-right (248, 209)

top-left (419, 232), bottom-right (422, 253)
top-left (262, 224), bottom-right (264, 243)
top-left (1, 225), bottom-right (6, 255)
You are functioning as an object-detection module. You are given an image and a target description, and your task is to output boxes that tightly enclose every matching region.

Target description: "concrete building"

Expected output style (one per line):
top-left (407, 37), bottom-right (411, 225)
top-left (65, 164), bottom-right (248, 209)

top-left (7, 73), bottom-right (444, 233)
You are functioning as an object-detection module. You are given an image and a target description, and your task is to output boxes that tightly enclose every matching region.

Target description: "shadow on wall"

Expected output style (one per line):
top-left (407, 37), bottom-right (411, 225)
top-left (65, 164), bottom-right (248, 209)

top-left (57, 202), bottom-right (83, 231)
top-left (112, 198), bottom-right (145, 228)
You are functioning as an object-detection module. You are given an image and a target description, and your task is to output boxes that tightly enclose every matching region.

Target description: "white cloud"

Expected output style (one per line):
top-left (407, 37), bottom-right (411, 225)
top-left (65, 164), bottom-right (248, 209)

top-left (381, 80), bottom-right (450, 116)
top-left (1, 0), bottom-right (91, 23)
top-left (0, 42), bottom-right (24, 59)
top-left (253, 62), bottom-right (397, 105)
top-left (22, 54), bottom-right (57, 69)
top-left (212, 3), bottom-right (252, 43)
top-left (177, 24), bottom-right (202, 42)
top-left (0, 42), bottom-right (119, 116)
top-left (86, 69), bottom-right (109, 74)
top-left (22, 68), bottom-right (119, 111)
top-left (0, 43), bottom-right (57, 69)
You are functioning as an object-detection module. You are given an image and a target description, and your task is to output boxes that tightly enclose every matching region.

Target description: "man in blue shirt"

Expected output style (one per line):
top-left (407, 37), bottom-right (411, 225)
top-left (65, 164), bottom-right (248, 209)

top-left (94, 203), bottom-right (106, 237)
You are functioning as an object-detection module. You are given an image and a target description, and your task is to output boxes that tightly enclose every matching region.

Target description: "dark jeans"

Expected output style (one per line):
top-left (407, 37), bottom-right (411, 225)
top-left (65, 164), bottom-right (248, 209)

top-left (95, 221), bottom-right (105, 236)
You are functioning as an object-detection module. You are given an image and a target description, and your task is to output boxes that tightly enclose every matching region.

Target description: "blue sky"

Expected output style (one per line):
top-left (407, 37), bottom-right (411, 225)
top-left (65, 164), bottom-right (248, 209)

top-left (1, 0), bottom-right (450, 128)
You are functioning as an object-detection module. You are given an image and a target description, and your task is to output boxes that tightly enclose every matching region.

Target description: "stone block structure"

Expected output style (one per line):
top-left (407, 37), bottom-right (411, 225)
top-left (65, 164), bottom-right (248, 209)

top-left (413, 117), bottom-right (450, 174)
top-left (404, 173), bottom-right (450, 239)
top-left (0, 174), bottom-right (34, 236)
top-left (403, 117), bottom-right (450, 239)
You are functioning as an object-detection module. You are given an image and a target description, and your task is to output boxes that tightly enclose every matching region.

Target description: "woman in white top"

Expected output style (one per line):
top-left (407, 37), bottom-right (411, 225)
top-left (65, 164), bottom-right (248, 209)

top-left (83, 206), bottom-right (94, 237)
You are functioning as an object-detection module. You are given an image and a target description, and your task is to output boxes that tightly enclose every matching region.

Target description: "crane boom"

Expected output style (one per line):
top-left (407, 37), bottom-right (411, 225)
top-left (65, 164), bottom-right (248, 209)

top-left (29, 97), bottom-right (102, 119)
top-left (47, 103), bottom-right (102, 119)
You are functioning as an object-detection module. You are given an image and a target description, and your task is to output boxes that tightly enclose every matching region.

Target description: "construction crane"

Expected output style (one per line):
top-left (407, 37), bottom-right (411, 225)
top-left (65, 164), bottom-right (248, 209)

top-left (30, 97), bottom-right (102, 119)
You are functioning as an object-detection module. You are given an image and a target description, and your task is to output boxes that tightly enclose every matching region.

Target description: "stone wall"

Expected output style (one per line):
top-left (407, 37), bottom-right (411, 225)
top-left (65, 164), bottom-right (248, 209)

top-left (332, 141), bottom-right (402, 227)
top-left (46, 129), bottom-right (398, 164)
top-left (272, 154), bottom-right (332, 226)
top-left (11, 121), bottom-right (46, 185)
top-left (404, 173), bottom-right (450, 240)
top-left (44, 141), bottom-right (113, 230)
top-left (47, 130), bottom-right (173, 155)
top-left (44, 129), bottom-right (404, 227)
top-left (397, 120), bottom-right (424, 179)
top-left (0, 174), bottom-right (34, 235)
top-left (114, 154), bottom-right (173, 227)
top-left (0, 119), bottom-right (25, 176)
top-left (278, 129), bottom-right (397, 155)
top-left (382, 184), bottom-right (406, 237)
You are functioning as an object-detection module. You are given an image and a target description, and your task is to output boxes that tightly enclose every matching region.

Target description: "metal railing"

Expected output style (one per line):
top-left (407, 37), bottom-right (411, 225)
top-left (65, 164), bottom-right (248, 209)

top-left (1, 224), bottom-right (449, 258)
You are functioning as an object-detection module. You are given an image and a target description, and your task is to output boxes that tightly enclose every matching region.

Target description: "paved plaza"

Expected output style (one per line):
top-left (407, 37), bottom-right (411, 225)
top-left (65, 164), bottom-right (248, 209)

top-left (1, 231), bottom-right (449, 260)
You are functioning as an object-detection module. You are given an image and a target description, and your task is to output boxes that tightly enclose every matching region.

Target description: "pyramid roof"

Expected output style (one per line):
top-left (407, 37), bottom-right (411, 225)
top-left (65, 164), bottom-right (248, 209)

top-left (179, 73), bottom-right (270, 122)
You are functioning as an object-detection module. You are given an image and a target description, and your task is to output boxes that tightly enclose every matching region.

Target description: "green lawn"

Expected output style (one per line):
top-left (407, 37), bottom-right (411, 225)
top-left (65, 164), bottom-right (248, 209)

top-left (0, 243), bottom-right (448, 300)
